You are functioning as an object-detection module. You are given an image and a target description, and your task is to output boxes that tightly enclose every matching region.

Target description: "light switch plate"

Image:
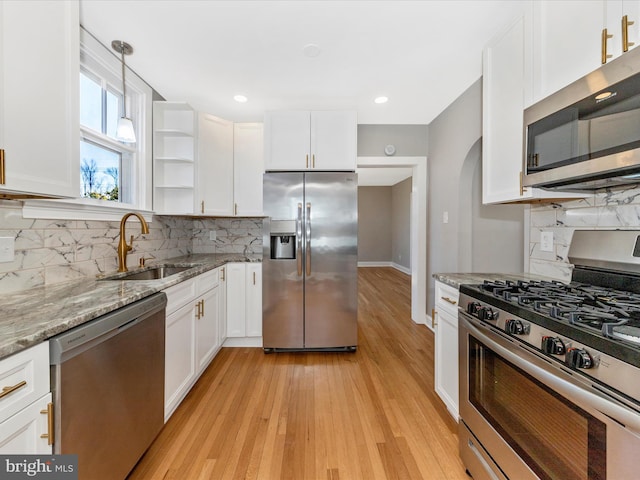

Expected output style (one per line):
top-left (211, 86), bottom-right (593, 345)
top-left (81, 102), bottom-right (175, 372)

top-left (443, 211), bottom-right (449, 224)
top-left (209, 231), bottom-right (216, 241)
top-left (0, 237), bottom-right (15, 263)
top-left (540, 231), bottom-right (554, 252)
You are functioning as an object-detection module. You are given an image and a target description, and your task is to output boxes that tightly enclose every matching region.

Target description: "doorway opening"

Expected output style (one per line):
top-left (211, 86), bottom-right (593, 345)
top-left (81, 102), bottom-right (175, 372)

top-left (356, 156), bottom-right (427, 325)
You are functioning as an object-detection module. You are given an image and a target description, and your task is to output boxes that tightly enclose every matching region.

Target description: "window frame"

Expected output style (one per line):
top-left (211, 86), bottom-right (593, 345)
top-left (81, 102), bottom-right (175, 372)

top-left (23, 27), bottom-right (153, 221)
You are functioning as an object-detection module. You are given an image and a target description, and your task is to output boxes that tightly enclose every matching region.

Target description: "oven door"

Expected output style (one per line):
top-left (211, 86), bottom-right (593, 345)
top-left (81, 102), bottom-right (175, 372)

top-left (459, 311), bottom-right (640, 480)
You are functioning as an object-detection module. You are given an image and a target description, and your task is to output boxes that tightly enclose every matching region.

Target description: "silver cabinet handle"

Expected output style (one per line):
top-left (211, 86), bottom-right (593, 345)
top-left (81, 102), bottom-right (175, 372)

top-left (296, 203), bottom-right (303, 276)
top-left (305, 202), bottom-right (311, 276)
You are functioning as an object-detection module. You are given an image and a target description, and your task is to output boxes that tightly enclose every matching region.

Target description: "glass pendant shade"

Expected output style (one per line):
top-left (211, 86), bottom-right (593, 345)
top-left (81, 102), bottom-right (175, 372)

top-left (112, 40), bottom-right (136, 144)
top-left (116, 117), bottom-right (136, 143)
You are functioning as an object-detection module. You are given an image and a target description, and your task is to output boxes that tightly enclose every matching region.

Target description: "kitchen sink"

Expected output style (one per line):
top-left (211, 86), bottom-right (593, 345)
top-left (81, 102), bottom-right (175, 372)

top-left (102, 265), bottom-right (195, 281)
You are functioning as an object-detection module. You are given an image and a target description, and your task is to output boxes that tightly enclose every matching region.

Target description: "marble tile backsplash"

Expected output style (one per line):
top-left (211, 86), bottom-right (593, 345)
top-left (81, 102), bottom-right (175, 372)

top-left (0, 201), bottom-right (263, 294)
top-left (528, 185), bottom-right (640, 282)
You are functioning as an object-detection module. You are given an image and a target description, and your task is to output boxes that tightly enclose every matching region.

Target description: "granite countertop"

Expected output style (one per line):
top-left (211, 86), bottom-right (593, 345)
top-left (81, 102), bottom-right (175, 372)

top-left (0, 253), bottom-right (260, 360)
top-left (433, 272), bottom-right (558, 289)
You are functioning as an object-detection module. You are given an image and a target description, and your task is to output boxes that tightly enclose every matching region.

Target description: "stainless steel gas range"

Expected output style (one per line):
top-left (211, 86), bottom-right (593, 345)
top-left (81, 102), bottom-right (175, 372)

top-left (458, 230), bottom-right (640, 480)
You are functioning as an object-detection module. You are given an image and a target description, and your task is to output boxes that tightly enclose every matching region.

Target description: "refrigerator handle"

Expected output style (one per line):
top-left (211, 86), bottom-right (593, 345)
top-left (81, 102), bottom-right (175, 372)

top-left (306, 202), bottom-right (312, 276)
top-left (296, 203), bottom-right (303, 276)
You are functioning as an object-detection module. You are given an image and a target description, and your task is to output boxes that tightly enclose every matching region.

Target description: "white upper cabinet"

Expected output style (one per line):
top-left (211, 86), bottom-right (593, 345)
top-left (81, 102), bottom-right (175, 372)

top-left (0, 1), bottom-right (79, 198)
top-left (264, 110), bottom-right (357, 171)
top-left (529, 0), bottom-right (640, 105)
top-left (483, 13), bottom-right (586, 204)
top-left (233, 123), bottom-right (264, 216)
top-left (197, 113), bottom-right (234, 216)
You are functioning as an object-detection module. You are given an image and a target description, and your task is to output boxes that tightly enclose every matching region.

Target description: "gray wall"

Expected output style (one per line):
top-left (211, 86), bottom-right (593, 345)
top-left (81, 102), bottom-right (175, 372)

top-left (391, 177), bottom-right (411, 269)
top-left (358, 186), bottom-right (392, 262)
top-left (358, 125), bottom-right (428, 156)
top-left (427, 78), bottom-right (524, 313)
top-left (357, 180), bottom-right (412, 269)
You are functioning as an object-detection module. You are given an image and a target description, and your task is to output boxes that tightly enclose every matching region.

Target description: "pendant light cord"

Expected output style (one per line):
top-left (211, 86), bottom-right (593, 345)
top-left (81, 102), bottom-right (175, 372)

top-left (120, 41), bottom-right (127, 118)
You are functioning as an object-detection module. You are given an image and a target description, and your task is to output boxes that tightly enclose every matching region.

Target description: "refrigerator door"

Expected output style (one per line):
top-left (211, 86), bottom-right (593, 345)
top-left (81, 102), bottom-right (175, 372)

top-left (262, 173), bottom-right (305, 348)
top-left (304, 172), bottom-right (358, 348)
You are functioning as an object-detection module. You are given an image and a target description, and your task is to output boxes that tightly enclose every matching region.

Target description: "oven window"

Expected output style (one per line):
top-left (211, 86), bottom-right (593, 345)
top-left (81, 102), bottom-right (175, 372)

top-left (469, 337), bottom-right (606, 480)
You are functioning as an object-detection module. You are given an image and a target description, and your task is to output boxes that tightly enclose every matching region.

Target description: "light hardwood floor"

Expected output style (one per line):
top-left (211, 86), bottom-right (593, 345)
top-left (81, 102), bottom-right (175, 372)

top-left (128, 267), bottom-right (469, 480)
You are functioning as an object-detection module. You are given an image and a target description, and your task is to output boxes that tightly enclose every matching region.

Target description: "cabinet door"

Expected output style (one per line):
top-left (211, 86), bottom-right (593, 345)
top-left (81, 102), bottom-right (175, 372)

top-left (310, 111), bottom-right (357, 171)
top-left (233, 123), bottom-right (264, 216)
top-left (482, 16), bottom-right (528, 204)
top-left (531, 1), bottom-right (605, 103)
top-left (0, 393), bottom-right (52, 454)
top-left (245, 263), bottom-right (262, 337)
top-left (226, 263), bottom-right (246, 337)
top-left (435, 309), bottom-right (459, 421)
top-left (0, 1), bottom-right (79, 197)
top-left (483, 15), bottom-right (584, 204)
top-left (219, 266), bottom-right (228, 344)
top-left (195, 286), bottom-right (220, 374)
top-left (164, 302), bottom-right (196, 420)
top-left (264, 111), bottom-right (310, 170)
top-left (198, 113), bottom-right (234, 215)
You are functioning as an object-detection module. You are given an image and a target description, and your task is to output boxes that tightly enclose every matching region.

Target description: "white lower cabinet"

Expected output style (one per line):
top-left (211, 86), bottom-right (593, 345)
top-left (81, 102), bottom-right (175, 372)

top-left (164, 268), bottom-right (223, 421)
top-left (226, 263), bottom-right (262, 345)
top-left (434, 281), bottom-right (460, 421)
top-left (0, 342), bottom-right (52, 454)
top-left (0, 393), bottom-right (52, 454)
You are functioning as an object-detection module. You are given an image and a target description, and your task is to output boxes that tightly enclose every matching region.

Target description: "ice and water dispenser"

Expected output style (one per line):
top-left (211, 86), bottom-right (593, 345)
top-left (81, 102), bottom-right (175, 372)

top-left (270, 220), bottom-right (296, 260)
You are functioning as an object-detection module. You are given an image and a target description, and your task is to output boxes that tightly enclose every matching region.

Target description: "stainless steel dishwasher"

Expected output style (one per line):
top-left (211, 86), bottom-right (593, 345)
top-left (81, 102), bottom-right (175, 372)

top-left (50, 292), bottom-right (166, 480)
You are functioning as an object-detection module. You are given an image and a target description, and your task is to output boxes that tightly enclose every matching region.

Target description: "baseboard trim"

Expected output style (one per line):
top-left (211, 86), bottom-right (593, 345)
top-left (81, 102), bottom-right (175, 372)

top-left (223, 337), bottom-right (263, 348)
top-left (358, 261), bottom-right (411, 276)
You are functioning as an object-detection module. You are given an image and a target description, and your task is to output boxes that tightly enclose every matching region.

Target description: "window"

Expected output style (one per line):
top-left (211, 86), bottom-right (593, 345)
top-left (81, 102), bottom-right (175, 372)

top-left (78, 28), bottom-right (152, 210)
top-left (22, 29), bottom-right (153, 222)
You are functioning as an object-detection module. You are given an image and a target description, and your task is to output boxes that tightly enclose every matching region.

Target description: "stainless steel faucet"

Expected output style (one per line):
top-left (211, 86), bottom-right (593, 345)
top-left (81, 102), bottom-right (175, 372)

top-left (118, 212), bottom-right (149, 272)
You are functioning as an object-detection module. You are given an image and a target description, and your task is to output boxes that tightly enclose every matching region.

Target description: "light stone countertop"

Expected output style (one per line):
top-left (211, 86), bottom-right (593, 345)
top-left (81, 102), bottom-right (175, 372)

top-left (0, 253), bottom-right (260, 360)
top-left (433, 272), bottom-right (559, 289)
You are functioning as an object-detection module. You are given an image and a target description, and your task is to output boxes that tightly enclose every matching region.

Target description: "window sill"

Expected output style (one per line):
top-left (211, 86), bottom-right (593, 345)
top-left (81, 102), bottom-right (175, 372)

top-left (22, 198), bottom-right (154, 222)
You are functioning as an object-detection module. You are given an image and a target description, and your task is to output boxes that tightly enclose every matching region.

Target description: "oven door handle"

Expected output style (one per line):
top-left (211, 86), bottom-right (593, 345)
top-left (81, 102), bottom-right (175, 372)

top-left (464, 316), bottom-right (640, 436)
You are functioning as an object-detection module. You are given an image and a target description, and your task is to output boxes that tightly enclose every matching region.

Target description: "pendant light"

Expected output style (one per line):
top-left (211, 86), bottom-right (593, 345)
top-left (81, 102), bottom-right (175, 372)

top-left (111, 40), bottom-right (136, 143)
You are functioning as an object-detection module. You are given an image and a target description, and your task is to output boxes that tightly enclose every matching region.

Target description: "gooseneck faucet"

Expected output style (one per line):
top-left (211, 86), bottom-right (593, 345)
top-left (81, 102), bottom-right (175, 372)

top-left (118, 212), bottom-right (149, 272)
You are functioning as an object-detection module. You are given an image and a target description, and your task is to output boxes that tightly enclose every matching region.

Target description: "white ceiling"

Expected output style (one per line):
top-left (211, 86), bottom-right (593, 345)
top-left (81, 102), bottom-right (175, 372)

top-left (79, 0), bottom-right (526, 125)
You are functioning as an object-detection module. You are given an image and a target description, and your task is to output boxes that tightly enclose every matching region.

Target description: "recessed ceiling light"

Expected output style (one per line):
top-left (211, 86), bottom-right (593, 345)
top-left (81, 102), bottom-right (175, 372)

top-left (374, 96), bottom-right (388, 104)
top-left (303, 43), bottom-right (321, 58)
top-left (234, 95), bottom-right (248, 103)
top-left (595, 91), bottom-right (613, 101)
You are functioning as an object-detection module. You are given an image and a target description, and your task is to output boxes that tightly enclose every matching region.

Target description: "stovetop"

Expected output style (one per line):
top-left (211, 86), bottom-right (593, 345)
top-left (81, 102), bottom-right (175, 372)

top-left (477, 279), bottom-right (640, 345)
top-left (460, 279), bottom-right (640, 369)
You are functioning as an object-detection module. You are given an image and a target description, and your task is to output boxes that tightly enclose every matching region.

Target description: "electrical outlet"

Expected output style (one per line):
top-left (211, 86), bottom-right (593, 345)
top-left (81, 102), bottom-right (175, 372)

top-left (0, 237), bottom-right (15, 263)
top-left (540, 231), bottom-right (554, 252)
top-left (209, 231), bottom-right (217, 241)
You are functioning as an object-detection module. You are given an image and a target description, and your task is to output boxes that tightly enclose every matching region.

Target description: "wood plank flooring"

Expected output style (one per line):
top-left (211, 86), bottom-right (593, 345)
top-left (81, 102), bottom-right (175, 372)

top-left (128, 267), bottom-right (469, 480)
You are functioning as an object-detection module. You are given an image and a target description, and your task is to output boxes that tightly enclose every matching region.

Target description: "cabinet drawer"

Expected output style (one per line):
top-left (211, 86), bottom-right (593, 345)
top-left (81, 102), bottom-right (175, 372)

top-left (435, 281), bottom-right (459, 317)
top-left (164, 277), bottom-right (196, 315)
top-left (195, 268), bottom-right (219, 296)
top-left (0, 343), bottom-right (49, 423)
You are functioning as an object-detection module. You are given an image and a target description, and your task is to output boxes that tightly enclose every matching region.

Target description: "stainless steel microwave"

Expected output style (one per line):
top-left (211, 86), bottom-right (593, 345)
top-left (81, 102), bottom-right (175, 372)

top-left (523, 46), bottom-right (640, 191)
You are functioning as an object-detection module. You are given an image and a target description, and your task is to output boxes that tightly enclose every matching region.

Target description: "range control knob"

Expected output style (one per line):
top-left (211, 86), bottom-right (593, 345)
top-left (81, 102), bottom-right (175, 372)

top-left (466, 302), bottom-right (481, 315)
top-left (477, 306), bottom-right (499, 321)
top-left (541, 336), bottom-right (565, 355)
top-left (566, 348), bottom-right (593, 369)
top-left (504, 319), bottom-right (529, 335)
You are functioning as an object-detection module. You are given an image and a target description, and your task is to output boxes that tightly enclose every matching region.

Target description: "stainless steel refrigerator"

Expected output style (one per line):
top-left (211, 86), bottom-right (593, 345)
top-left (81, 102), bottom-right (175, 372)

top-left (262, 172), bottom-right (358, 351)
